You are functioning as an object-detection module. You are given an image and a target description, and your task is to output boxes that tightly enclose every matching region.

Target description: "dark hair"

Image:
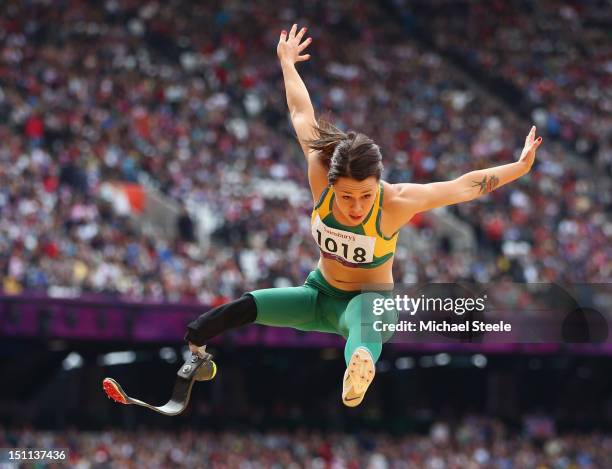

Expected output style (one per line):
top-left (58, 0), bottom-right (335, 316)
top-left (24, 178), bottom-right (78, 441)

top-left (306, 119), bottom-right (383, 184)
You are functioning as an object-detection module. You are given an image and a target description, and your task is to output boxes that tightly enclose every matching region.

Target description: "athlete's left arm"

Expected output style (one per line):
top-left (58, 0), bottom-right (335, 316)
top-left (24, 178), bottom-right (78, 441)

top-left (391, 126), bottom-right (543, 223)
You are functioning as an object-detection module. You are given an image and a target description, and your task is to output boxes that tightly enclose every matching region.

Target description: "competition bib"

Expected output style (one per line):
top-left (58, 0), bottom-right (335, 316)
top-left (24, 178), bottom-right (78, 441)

top-left (311, 215), bottom-right (376, 265)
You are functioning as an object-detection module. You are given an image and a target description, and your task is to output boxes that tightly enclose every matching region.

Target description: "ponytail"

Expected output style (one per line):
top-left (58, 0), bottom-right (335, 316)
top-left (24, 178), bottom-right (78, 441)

top-left (305, 119), bottom-right (348, 169)
top-left (306, 119), bottom-right (383, 184)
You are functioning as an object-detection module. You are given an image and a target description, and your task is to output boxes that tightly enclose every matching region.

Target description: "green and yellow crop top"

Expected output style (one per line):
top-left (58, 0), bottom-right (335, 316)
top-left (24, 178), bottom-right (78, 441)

top-left (310, 183), bottom-right (399, 268)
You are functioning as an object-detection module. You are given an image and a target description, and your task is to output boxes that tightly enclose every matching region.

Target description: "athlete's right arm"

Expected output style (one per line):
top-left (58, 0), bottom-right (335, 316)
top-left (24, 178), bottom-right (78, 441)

top-left (277, 24), bottom-right (317, 158)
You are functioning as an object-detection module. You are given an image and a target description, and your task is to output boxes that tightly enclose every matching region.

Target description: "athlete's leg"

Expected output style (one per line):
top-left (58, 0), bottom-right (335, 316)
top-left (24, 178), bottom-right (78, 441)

top-left (337, 292), bottom-right (397, 407)
top-left (185, 294), bottom-right (258, 345)
top-left (185, 286), bottom-right (321, 346)
top-left (249, 286), bottom-right (320, 330)
top-left (338, 292), bottom-right (397, 366)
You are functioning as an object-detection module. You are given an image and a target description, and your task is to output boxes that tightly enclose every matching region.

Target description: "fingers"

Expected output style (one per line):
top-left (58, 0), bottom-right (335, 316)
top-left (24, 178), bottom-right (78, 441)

top-left (190, 343), bottom-right (206, 357)
top-left (289, 23), bottom-right (298, 39)
top-left (279, 29), bottom-right (287, 43)
top-left (296, 54), bottom-right (311, 62)
top-left (296, 26), bottom-right (307, 42)
top-left (298, 36), bottom-right (312, 52)
top-left (533, 136), bottom-right (543, 149)
top-left (525, 125), bottom-right (536, 146)
top-left (527, 136), bottom-right (543, 157)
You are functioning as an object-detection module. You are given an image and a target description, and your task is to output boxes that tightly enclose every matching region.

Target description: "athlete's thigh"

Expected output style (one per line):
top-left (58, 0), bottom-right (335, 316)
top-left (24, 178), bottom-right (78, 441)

top-left (316, 295), bottom-right (352, 334)
top-left (249, 286), bottom-right (319, 330)
top-left (338, 292), bottom-right (398, 342)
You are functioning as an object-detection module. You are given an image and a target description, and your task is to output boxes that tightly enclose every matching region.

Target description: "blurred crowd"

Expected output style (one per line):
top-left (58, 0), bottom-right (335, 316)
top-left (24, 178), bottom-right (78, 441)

top-left (2, 417), bottom-right (611, 468)
top-left (0, 0), bottom-right (609, 302)
top-left (409, 0), bottom-right (611, 166)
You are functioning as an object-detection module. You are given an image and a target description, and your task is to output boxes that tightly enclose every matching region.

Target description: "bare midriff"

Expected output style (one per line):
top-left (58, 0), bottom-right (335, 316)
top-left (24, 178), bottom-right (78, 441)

top-left (318, 256), bottom-right (394, 291)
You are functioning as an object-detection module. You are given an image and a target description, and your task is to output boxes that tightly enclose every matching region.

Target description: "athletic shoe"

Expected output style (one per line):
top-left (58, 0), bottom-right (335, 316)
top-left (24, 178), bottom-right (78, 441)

top-left (342, 346), bottom-right (375, 407)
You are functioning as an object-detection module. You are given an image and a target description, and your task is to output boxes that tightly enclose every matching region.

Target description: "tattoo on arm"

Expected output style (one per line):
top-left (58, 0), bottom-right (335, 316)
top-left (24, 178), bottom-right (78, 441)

top-left (472, 175), bottom-right (500, 194)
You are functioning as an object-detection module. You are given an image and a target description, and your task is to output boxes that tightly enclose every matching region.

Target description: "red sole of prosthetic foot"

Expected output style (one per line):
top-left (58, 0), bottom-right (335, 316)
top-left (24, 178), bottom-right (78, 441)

top-left (102, 378), bottom-right (129, 405)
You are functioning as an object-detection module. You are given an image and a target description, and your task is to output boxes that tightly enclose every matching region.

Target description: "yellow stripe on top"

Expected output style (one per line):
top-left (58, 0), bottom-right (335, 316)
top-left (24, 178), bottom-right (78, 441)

top-left (311, 183), bottom-right (398, 268)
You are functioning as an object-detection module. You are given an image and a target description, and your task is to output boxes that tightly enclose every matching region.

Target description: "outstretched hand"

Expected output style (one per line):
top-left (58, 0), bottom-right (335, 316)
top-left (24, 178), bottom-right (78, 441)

top-left (277, 24), bottom-right (312, 66)
top-left (518, 126), bottom-right (543, 173)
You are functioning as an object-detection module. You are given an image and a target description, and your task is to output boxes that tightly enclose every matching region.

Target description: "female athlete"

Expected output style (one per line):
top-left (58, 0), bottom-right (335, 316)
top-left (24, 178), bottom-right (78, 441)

top-left (184, 24), bottom-right (543, 407)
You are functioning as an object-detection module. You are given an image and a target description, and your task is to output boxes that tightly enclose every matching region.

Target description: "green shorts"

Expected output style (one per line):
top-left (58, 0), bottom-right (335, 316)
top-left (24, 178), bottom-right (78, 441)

top-left (248, 269), bottom-right (397, 364)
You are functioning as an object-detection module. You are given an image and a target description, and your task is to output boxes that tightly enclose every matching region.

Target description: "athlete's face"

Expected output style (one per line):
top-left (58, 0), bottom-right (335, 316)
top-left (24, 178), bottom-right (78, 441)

top-left (332, 176), bottom-right (378, 225)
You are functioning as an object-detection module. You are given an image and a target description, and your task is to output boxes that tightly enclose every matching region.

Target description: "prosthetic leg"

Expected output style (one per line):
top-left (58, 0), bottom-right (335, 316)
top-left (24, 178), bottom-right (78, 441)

top-left (102, 349), bottom-right (217, 416)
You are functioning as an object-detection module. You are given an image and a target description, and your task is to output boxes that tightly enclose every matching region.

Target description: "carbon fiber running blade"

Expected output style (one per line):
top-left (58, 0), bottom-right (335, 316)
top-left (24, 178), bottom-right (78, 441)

top-left (102, 352), bottom-right (214, 416)
top-left (102, 376), bottom-right (195, 416)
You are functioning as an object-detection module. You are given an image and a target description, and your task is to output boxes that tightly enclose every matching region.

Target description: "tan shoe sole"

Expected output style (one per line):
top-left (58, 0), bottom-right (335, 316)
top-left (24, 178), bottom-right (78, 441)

top-left (342, 347), bottom-right (375, 407)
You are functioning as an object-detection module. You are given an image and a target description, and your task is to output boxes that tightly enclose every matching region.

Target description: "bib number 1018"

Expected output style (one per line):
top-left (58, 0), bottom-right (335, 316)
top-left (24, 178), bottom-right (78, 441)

top-left (315, 229), bottom-right (367, 263)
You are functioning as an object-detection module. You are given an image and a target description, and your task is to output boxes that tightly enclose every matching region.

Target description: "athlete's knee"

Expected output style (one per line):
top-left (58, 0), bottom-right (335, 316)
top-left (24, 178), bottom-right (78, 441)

top-left (345, 292), bottom-right (397, 342)
top-left (184, 294), bottom-right (258, 345)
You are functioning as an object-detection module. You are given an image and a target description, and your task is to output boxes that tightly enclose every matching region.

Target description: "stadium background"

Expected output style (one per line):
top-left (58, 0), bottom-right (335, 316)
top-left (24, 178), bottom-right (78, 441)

top-left (0, 0), bottom-right (610, 467)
